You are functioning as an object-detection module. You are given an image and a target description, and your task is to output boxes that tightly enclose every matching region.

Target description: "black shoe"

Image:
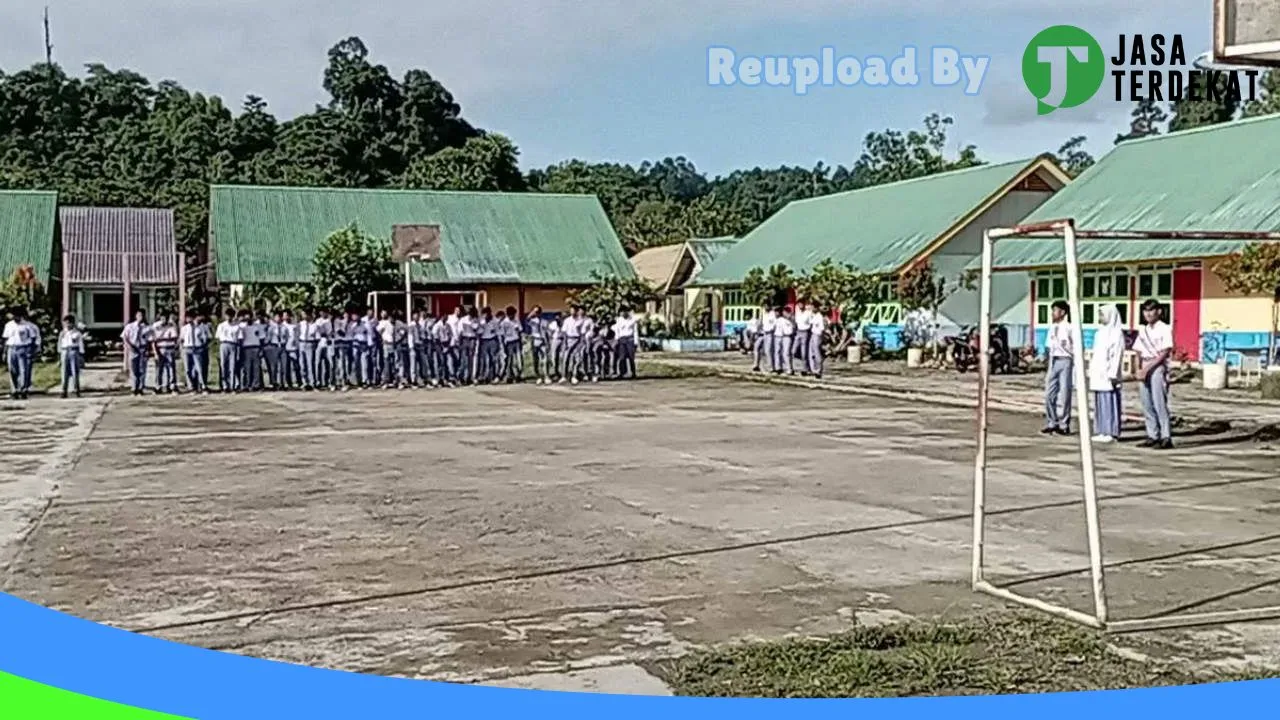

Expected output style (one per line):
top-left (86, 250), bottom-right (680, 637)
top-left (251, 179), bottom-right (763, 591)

top-left (60, 392), bottom-right (68, 399)
top-left (1157, 439), bottom-right (1174, 450)
top-left (1139, 438), bottom-right (1158, 448)
top-left (1053, 427), bottom-right (1071, 436)
top-left (1040, 427), bottom-right (1056, 435)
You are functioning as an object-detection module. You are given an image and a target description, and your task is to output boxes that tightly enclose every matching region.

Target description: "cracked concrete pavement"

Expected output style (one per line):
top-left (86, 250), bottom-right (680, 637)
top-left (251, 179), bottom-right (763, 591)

top-left (2, 375), bottom-right (1280, 692)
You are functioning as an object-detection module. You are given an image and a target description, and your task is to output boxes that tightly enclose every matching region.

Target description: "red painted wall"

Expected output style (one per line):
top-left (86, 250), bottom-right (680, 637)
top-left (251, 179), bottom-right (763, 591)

top-left (1172, 267), bottom-right (1202, 361)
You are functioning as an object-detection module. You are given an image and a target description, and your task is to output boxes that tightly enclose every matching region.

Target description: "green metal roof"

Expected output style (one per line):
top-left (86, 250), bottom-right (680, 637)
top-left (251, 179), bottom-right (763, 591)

top-left (986, 114), bottom-right (1280, 270)
top-left (211, 186), bottom-right (634, 286)
top-left (690, 158), bottom-right (1052, 286)
top-left (0, 190), bottom-right (58, 286)
top-left (687, 237), bottom-right (738, 271)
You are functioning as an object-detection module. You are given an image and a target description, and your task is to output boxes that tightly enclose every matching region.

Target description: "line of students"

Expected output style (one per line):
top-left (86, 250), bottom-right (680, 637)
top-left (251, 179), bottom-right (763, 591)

top-left (114, 303), bottom-right (642, 395)
top-left (742, 301), bottom-right (828, 379)
top-left (1043, 299), bottom-right (1175, 449)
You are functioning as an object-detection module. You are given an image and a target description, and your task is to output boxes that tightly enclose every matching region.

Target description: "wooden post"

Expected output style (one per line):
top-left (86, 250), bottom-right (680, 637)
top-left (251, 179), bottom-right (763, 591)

top-left (60, 250), bottom-right (70, 321)
top-left (122, 254), bottom-right (131, 372)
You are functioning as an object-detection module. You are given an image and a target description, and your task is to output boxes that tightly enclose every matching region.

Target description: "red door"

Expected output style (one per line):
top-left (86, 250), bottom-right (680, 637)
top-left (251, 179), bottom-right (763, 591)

top-left (1172, 267), bottom-right (1202, 361)
top-left (434, 293), bottom-right (464, 317)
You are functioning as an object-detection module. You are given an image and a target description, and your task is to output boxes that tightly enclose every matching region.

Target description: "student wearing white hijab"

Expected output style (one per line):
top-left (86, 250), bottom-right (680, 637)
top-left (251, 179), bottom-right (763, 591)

top-left (1088, 304), bottom-right (1125, 444)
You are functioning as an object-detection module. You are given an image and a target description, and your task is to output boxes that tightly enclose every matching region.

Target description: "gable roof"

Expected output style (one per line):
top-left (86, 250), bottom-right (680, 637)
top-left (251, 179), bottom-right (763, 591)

top-left (686, 237), bottom-right (738, 272)
top-left (629, 244), bottom-right (686, 291)
top-left (0, 190), bottom-right (57, 286)
top-left (211, 186), bottom-right (634, 286)
top-left (986, 114), bottom-right (1280, 270)
top-left (691, 157), bottom-right (1068, 286)
top-left (60, 207), bottom-right (179, 285)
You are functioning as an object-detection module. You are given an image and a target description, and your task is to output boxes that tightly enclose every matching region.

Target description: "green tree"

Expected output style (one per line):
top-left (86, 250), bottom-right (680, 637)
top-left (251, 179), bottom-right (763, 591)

top-left (312, 224), bottom-right (398, 310)
top-left (742, 264), bottom-right (794, 308)
top-left (1215, 243), bottom-right (1280, 365)
top-left (1053, 136), bottom-right (1095, 178)
top-left (1242, 70), bottom-right (1280, 118)
top-left (793, 260), bottom-right (880, 356)
top-left (852, 113), bottom-right (982, 186)
top-left (568, 274), bottom-right (657, 321)
top-left (1115, 98), bottom-right (1167, 144)
top-left (400, 133), bottom-right (525, 191)
top-left (1168, 74), bottom-right (1239, 131)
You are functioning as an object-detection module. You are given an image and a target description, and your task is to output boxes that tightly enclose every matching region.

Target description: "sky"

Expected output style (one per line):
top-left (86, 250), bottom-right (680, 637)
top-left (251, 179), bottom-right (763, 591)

top-left (0, 0), bottom-right (1221, 177)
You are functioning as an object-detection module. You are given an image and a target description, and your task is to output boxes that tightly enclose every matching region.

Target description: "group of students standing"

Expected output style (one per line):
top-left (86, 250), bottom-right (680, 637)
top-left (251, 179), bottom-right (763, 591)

top-left (1042, 299), bottom-right (1175, 449)
top-left (113, 303), bottom-right (642, 395)
top-left (742, 301), bottom-right (829, 378)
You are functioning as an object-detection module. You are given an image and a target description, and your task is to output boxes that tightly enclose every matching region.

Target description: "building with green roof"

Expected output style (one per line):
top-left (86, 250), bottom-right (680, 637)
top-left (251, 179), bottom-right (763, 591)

top-left (210, 185), bottom-right (634, 315)
top-left (628, 236), bottom-right (739, 331)
top-left (691, 157), bottom-right (1070, 348)
top-left (0, 190), bottom-right (58, 288)
top-left (975, 113), bottom-right (1280, 364)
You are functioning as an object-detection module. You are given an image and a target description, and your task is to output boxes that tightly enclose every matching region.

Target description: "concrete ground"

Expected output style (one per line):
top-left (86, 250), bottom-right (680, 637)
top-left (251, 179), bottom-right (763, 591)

top-left (2, 374), bottom-right (1280, 692)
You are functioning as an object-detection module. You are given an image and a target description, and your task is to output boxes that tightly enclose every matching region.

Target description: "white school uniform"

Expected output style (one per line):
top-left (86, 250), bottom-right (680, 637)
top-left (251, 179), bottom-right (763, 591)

top-left (761, 311), bottom-right (777, 334)
top-left (1047, 321), bottom-right (1073, 359)
top-left (58, 327), bottom-right (86, 353)
top-left (1134, 321), bottom-right (1173, 364)
top-left (795, 309), bottom-right (812, 333)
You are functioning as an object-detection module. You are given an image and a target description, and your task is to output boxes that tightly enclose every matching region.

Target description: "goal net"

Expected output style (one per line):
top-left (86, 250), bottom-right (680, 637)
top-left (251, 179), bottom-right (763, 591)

top-left (972, 218), bottom-right (1280, 633)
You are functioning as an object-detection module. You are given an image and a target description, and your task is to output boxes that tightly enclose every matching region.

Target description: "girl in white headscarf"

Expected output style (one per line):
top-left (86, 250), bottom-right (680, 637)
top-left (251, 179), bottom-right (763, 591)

top-left (1089, 304), bottom-right (1126, 443)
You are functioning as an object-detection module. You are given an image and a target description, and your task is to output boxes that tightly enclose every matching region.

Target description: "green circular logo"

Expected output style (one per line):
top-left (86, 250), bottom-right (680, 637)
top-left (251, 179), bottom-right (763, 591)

top-left (1022, 25), bottom-right (1105, 115)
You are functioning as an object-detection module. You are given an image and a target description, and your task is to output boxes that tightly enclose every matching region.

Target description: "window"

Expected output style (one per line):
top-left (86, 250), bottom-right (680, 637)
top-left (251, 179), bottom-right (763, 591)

top-left (1135, 264), bottom-right (1175, 326)
top-left (1034, 267), bottom-right (1129, 328)
top-left (722, 289), bottom-right (754, 324)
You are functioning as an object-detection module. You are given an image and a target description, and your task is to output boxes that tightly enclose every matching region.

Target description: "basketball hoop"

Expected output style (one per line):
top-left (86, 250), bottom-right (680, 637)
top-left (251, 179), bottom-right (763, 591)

top-left (391, 224), bottom-right (441, 263)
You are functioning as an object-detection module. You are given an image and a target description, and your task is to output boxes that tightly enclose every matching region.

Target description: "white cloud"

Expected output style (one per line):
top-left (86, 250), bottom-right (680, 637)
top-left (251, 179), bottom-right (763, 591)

top-left (0, 0), bottom-right (1210, 119)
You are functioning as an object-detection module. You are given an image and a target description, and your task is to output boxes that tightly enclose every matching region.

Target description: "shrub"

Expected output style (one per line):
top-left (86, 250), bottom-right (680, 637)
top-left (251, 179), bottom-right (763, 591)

top-left (1262, 372), bottom-right (1280, 400)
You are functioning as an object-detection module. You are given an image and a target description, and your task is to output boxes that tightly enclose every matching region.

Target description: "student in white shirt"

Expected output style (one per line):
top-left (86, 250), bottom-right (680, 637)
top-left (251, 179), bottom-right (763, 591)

top-left (153, 312), bottom-right (180, 394)
top-left (431, 313), bottom-right (454, 386)
top-left (547, 313), bottom-right (565, 383)
top-left (1088, 304), bottom-right (1125, 444)
top-left (807, 305), bottom-right (827, 380)
top-left (526, 306), bottom-right (550, 385)
top-left (771, 306), bottom-right (795, 375)
top-left (315, 309), bottom-right (335, 390)
top-left (794, 301), bottom-right (812, 370)
top-left (754, 304), bottom-right (776, 373)
top-left (215, 309), bottom-right (243, 393)
top-left (613, 309), bottom-right (639, 380)
top-left (377, 310), bottom-right (398, 388)
top-left (281, 310), bottom-right (301, 389)
top-left (743, 312), bottom-right (761, 356)
top-left (1042, 300), bottom-right (1074, 436)
top-left (121, 309), bottom-right (152, 395)
top-left (562, 305), bottom-right (586, 384)
top-left (299, 309), bottom-right (319, 390)
top-left (580, 311), bottom-right (598, 381)
top-left (4, 308), bottom-right (34, 399)
top-left (498, 306), bottom-right (524, 383)
top-left (181, 313), bottom-right (211, 394)
top-left (58, 314), bottom-right (86, 398)
top-left (1135, 299), bottom-right (1174, 449)
top-left (458, 307), bottom-right (480, 385)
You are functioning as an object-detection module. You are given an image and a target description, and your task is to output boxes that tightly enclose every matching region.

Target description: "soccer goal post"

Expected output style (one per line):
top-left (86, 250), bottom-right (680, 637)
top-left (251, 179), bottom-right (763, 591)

top-left (972, 218), bottom-right (1280, 634)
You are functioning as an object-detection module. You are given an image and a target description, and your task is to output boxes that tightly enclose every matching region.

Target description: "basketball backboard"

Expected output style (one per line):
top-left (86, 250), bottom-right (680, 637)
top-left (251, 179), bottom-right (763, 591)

top-left (391, 224), bottom-right (442, 262)
top-left (1215, 0), bottom-right (1280, 66)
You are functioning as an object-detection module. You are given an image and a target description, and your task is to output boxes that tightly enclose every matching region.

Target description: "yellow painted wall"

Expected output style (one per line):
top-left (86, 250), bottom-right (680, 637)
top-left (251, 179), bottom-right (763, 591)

top-left (476, 286), bottom-right (576, 313)
top-left (1201, 266), bottom-right (1275, 332)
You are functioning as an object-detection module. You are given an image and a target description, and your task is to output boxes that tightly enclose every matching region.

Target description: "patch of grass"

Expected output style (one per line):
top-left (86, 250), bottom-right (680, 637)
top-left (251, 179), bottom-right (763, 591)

top-left (636, 359), bottom-right (721, 380)
top-left (654, 613), bottom-right (1276, 698)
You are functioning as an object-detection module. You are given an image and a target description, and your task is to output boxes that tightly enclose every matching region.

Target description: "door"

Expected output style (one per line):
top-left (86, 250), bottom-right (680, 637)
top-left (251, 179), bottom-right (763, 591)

top-left (1172, 267), bottom-right (1202, 361)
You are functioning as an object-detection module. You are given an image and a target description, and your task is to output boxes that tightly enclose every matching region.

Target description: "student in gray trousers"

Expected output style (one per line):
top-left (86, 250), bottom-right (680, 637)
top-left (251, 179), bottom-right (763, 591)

top-left (807, 306), bottom-right (826, 379)
top-left (527, 306), bottom-right (550, 384)
top-left (754, 306), bottom-right (774, 373)
top-left (1135, 299), bottom-right (1175, 449)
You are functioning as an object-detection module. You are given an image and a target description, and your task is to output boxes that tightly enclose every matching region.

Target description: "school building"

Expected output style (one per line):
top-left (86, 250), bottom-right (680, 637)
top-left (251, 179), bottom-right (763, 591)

top-left (689, 156), bottom-right (1071, 349)
top-left (978, 113), bottom-right (1280, 366)
top-left (629, 236), bottom-right (738, 331)
top-left (209, 185), bottom-right (635, 315)
top-left (0, 192), bottom-right (183, 337)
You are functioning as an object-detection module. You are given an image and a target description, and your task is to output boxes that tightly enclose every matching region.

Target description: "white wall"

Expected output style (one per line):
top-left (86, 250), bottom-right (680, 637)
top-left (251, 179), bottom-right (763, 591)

top-left (932, 190), bottom-right (1055, 334)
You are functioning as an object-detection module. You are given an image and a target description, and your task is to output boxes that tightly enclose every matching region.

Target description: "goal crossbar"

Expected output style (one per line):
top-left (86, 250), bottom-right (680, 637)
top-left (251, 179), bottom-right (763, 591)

top-left (974, 218), bottom-right (1280, 634)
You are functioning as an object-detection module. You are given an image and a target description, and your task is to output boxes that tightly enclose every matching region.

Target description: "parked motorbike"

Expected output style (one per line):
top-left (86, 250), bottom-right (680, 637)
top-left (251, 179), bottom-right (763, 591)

top-left (950, 324), bottom-right (1015, 374)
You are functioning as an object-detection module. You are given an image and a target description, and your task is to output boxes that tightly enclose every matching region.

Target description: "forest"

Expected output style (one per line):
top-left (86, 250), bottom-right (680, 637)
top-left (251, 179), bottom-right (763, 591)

top-left (2, 36), bottom-right (1279, 261)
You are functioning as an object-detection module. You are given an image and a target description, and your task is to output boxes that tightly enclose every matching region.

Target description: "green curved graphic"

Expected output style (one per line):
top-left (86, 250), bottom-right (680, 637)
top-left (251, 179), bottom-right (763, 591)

top-left (0, 671), bottom-right (192, 719)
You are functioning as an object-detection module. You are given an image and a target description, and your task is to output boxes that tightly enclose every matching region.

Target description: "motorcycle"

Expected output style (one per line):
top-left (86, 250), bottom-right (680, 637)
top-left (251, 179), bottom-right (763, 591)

top-left (950, 324), bottom-right (1015, 374)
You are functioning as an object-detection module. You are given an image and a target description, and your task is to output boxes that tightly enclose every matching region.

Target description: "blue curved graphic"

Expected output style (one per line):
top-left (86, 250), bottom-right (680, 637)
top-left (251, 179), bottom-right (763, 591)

top-left (1, 590), bottom-right (1278, 719)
